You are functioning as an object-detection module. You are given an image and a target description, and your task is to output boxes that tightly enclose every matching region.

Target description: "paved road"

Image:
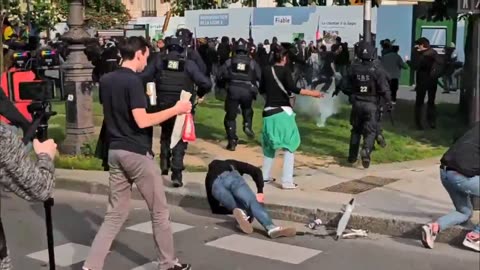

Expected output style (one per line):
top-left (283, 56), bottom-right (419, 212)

top-left (2, 190), bottom-right (478, 270)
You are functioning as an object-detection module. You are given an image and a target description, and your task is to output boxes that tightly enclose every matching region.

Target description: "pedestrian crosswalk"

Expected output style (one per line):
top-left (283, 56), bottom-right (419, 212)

top-left (26, 243), bottom-right (90, 267)
top-left (25, 220), bottom-right (322, 268)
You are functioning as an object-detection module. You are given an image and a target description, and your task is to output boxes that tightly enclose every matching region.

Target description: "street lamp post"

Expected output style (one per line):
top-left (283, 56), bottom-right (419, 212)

top-left (60, 0), bottom-right (95, 154)
top-left (363, 0), bottom-right (372, 44)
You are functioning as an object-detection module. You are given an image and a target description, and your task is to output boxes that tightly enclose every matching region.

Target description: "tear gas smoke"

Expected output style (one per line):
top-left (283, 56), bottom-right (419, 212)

top-left (294, 78), bottom-right (347, 127)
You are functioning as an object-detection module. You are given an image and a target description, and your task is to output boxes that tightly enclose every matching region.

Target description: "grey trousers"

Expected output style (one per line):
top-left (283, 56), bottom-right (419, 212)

top-left (84, 150), bottom-right (177, 270)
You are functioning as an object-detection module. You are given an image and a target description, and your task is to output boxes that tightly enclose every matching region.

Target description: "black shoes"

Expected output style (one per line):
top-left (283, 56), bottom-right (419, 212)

top-left (171, 171), bottom-right (183, 188)
top-left (360, 149), bottom-right (371, 169)
top-left (226, 140), bottom-right (237, 151)
top-left (243, 126), bottom-right (255, 139)
top-left (376, 134), bottom-right (387, 148)
top-left (167, 263), bottom-right (192, 270)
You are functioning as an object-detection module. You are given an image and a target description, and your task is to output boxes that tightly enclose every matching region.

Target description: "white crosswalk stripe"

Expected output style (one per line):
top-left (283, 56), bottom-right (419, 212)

top-left (132, 262), bottom-right (158, 270)
top-left (24, 221), bottom-right (322, 267)
top-left (26, 243), bottom-right (90, 267)
top-left (126, 221), bottom-right (194, 234)
top-left (206, 234), bottom-right (322, 264)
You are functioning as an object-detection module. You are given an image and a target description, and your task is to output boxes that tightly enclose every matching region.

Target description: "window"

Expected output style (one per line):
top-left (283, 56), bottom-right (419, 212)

top-left (142, 0), bottom-right (157, 17)
top-left (421, 27), bottom-right (447, 47)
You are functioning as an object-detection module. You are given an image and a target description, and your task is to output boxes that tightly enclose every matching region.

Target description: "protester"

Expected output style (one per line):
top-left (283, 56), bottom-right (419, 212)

top-left (205, 159), bottom-right (296, 238)
top-left (0, 124), bottom-right (57, 269)
top-left (259, 47), bottom-right (323, 189)
top-left (82, 36), bottom-right (192, 270)
top-left (380, 41), bottom-right (408, 104)
top-left (421, 122), bottom-right (479, 252)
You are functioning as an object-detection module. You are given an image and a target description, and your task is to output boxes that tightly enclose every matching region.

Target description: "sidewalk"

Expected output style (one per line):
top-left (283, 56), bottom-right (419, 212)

top-left (54, 158), bottom-right (479, 244)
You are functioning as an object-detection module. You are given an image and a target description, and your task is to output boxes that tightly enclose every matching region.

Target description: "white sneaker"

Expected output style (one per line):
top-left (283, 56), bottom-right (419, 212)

top-left (233, 208), bottom-right (253, 234)
top-left (268, 226), bottom-right (297, 238)
top-left (282, 183), bottom-right (298, 190)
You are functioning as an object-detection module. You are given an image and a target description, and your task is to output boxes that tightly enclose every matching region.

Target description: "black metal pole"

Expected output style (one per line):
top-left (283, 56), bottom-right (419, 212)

top-left (363, 0), bottom-right (372, 44)
top-left (35, 105), bottom-right (56, 270)
top-left (470, 17), bottom-right (480, 124)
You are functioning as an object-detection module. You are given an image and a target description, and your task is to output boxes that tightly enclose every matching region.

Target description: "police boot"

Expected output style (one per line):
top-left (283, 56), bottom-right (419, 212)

top-left (360, 148), bottom-right (371, 169)
top-left (160, 157), bottom-right (170, 176)
top-left (171, 171), bottom-right (183, 188)
top-left (376, 133), bottom-right (387, 148)
top-left (348, 133), bottom-right (361, 163)
top-left (226, 139), bottom-right (238, 151)
top-left (414, 107), bottom-right (424, 130)
top-left (242, 107), bottom-right (255, 139)
top-left (225, 120), bottom-right (238, 151)
top-left (243, 124), bottom-right (255, 139)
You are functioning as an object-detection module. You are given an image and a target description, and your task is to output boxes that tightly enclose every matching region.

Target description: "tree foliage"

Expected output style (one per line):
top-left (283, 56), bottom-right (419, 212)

top-left (56, 0), bottom-right (130, 29)
top-left (31, 0), bottom-right (63, 32)
top-left (168, 0), bottom-right (219, 17)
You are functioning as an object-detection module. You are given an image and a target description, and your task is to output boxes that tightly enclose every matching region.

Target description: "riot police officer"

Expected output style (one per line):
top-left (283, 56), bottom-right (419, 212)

top-left (217, 39), bottom-right (261, 151)
top-left (176, 28), bottom-right (207, 75)
top-left (139, 36), bottom-right (212, 187)
top-left (335, 41), bottom-right (391, 168)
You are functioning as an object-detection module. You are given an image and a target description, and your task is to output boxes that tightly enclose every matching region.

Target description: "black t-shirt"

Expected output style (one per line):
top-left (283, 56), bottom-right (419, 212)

top-left (259, 65), bottom-right (301, 108)
top-left (100, 67), bottom-right (153, 155)
top-left (320, 51), bottom-right (335, 77)
top-left (441, 122), bottom-right (480, 177)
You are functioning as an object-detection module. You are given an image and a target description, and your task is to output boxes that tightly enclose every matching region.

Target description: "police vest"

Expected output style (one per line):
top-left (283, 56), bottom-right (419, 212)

top-left (351, 63), bottom-right (377, 97)
top-left (157, 53), bottom-right (194, 98)
top-left (229, 55), bottom-right (253, 83)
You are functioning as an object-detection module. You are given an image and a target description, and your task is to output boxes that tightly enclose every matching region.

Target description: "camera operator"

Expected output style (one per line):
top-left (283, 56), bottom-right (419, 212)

top-left (83, 36), bottom-right (192, 270)
top-left (0, 124), bottom-right (57, 269)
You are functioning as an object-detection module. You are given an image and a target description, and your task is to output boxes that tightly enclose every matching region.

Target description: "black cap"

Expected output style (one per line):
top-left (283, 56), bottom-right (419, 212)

top-left (356, 41), bottom-right (375, 60)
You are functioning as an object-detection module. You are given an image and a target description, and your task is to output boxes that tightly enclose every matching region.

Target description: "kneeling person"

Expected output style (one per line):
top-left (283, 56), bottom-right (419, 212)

top-left (205, 159), bottom-right (296, 238)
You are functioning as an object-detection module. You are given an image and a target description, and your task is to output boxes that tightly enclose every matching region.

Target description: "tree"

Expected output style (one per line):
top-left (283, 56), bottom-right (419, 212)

top-left (168, 0), bottom-right (219, 17)
top-left (30, 0), bottom-right (63, 33)
top-left (56, 0), bottom-right (130, 29)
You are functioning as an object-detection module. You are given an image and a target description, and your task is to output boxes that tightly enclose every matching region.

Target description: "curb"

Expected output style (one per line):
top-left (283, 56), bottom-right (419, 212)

top-left (55, 177), bottom-right (469, 245)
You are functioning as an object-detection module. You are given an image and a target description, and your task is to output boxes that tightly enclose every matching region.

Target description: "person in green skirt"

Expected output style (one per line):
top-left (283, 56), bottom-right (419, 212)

top-left (259, 46), bottom-right (324, 189)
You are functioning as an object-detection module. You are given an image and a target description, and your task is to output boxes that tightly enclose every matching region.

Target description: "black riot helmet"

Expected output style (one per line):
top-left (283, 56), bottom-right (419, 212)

top-left (166, 36), bottom-right (184, 53)
top-left (356, 41), bottom-right (376, 61)
top-left (176, 28), bottom-right (193, 47)
top-left (235, 39), bottom-right (248, 54)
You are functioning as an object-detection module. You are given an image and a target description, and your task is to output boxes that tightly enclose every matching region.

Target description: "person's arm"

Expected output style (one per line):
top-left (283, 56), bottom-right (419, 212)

top-left (0, 125), bottom-right (54, 201)
top-left (227, 160), bottom-right (264, 193)
top-left (375, 68), bottom-right (392, 104)
top-left (129, 76), bottom-right (191, 128)
top-left (283, 67), bottom-right (322, 98)
top-left (138, 54), bottom-right (162, 84)
top-left (254, 61), bottom-right (262, 86)
top-left (397, 55), bottom-right (408, 69)
top-left (186, 60), bottom-right (212, 97)
top-left (334, 67), bottom-right (353, 97)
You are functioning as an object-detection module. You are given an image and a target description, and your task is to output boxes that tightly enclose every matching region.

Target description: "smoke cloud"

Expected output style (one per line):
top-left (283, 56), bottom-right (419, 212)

top-left (294, 79), bottom-right (347, 127)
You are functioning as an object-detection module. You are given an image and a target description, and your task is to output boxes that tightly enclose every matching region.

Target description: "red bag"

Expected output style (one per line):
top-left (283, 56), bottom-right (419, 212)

top-left (182, 113), bottom-right (196, 142)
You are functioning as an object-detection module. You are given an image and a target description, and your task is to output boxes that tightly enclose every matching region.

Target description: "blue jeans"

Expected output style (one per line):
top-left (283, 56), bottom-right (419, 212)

top-left (436, 168), bottom-right (480, 233)
top-left (212, 171), bottom-right (275, 231)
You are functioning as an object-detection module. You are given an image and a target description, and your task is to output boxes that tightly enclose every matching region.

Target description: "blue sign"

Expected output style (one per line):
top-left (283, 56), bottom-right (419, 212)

top-left (199, 14), bottom-right (229, 26)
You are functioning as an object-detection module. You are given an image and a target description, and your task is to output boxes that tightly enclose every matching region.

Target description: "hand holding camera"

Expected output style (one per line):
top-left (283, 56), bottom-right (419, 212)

top-left (33, 139), bottom-right (57, 160)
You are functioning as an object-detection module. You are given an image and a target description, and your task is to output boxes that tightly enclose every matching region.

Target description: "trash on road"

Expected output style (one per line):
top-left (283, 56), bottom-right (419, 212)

top-left (335, 198), bottom-right (356, 241)
top-left (306, 216), bottom-right (323, 230)
top-left (342, 229), bottom-right (368, 239)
